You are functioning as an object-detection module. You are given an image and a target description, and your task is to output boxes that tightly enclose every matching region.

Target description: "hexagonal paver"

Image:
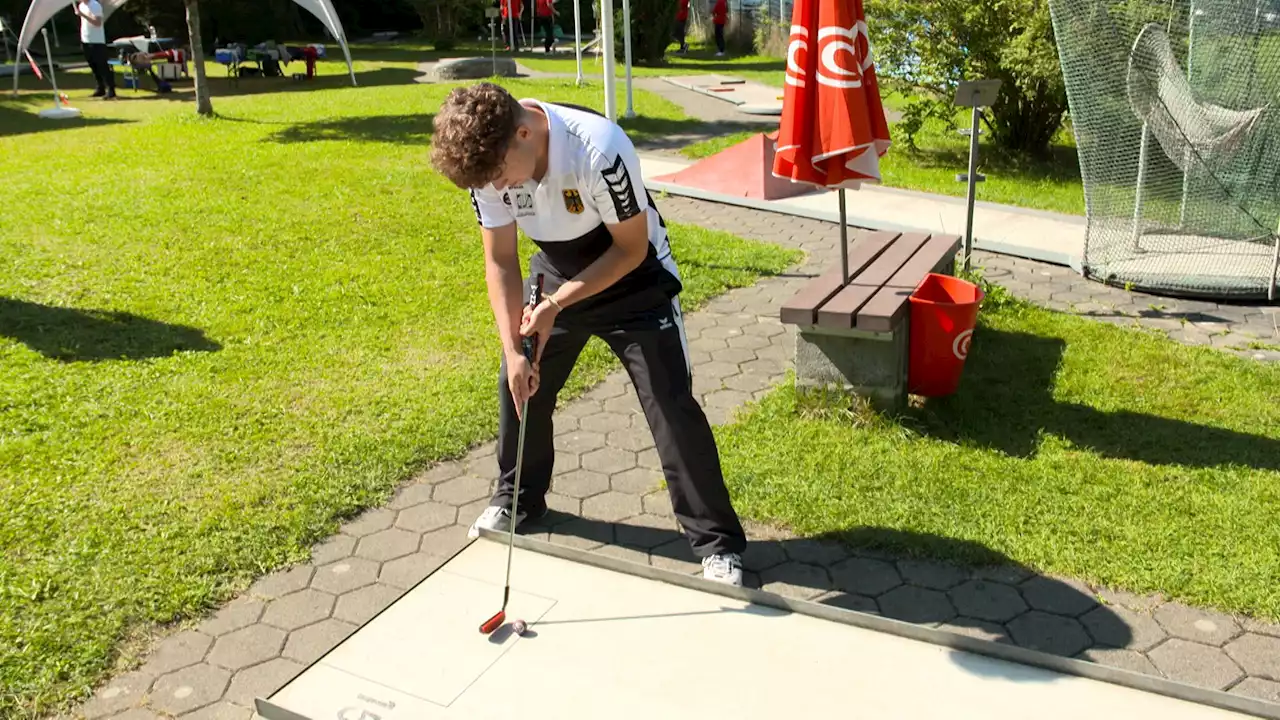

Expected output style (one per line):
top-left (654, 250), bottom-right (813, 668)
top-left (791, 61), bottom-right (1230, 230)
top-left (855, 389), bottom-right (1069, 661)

top-left (310, 534), bottom-right (356, 564)
top-left (248, 565), bottom-right (313, 600)
top-left (310, 557), bottom-right (379, 595)
top-left (1007, 611), bottom-right (1092, 657)
top-left (641, 489), bottom-right (673, 516)
top-left (606, 427), bottom-right (656, 453)
top-left (380, 552), bottom-right (449, 589)
top-left (759, 561), bottom-right (832, 600)
top-left (552, 469), bottom-right (611, 499)
top-left (603, 394), bottom-right (642, 414)
top-left (340, 508), bottom-right (396, 537)
top-left (579, 491), bottom-right (642, 523)
top-left (829, 557), bottom-right (902, 597)
top-left (139, 630), bottom-right (212, 676)
top-left (615, 513), bottom-right (681, 549)
top-left (111, 710), bottom-right (163, 720)
top-left (741, 541), bottom-right (787, 573)
top-left (79, 670), bottom-right (155, 719)
top-left (649, 537), bottom-right (700, 575)
top-left (610, 467), bottom-right (662, 495)
top-left (705, 389), bottom-right (751, 410)
top-left (552, 427), bottom-right (606, 450)
top-left (1230, 678), bottom-right (1280, 703)
top-left (419, 524), bottom-right (470, 556)
top-left (1077, 647), bottom-right (1160, 676)
top-left (1095, 586), bottom-right (1163, 612)
top-left (548, 517), bottom-right (614, 550)
top-left (355, 528), bottom-right (420, 562)
top-left (1242, 617), bottom-right (1280, 638)
top-left (581, 448), bottom-right (638, 475)
top-left (208, 625), bottom-right (287, 671)
top-left (284, 618), bottom-right (359, 663)
top-left (712, 348), bottom-right (758, 366)
top-left (950, 580), bottom-right (1028, 623)
top-left (150, 663), bottom-right (232, 715)
top-left (816, 591), bottom-right (879, 614)
top-left (261, 589), bottom-right (335, 631)
top-left (543, 492), bottom-right (581, 518)
top-left (898, 560), bottom-right (969, 590)
top-left (1155, 603), bottom-right (1241, 646)
top-left (878, 586), bottom-right (956, 625)
top-left (414, 461), bottom-right (462, 485)
top-left (783, 538), bottom-right (848, 567)
top-left (1020, 576), bottom-right (1099, 617)
top-left (1148, 639), bottom-right (1243, 689)
top-left (387, 482), bottom-right (436, 511)
top-left (971, 564), bottom-right (1033, 585)
top-left (180, 701), bottom-right (256, 720)
top-left (197, 596), bottom-right (265, 637)
top-left (334, 583), bottom-right (404, 625)
top-left (938, 618), bottom-right (1010, 644)
top-left (726, 333), bottom-right (771, 351)
top-left (723, 371), bottom-right (771, 393)
top-left (636, 448), bottom-right (661, 471)
top-left (1225, 633), bottom-right (1280, 679)
top-left (1081, 605), bottom-right (1166, 651)
top-left (432, 475), bottom-right (492, 506)
top-left (395, 502), bottom-right (457, 533)
top-left (581, 412), bottom-right (631, 432)
top-left (226, 657), bottom-right (306, 705)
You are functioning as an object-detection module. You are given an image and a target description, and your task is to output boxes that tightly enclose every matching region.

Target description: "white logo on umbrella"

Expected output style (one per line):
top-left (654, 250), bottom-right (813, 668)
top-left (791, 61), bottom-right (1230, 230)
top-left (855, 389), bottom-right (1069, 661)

top-left (786, 21), bottom-right (874, 89)
top-left (952, 329), bottom-right (974, 360)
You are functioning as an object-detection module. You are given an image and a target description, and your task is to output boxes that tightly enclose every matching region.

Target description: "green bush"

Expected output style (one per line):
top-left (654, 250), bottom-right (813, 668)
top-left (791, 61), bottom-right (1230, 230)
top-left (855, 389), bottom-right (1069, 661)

top-left (611, 0), bottom-right (678, 65)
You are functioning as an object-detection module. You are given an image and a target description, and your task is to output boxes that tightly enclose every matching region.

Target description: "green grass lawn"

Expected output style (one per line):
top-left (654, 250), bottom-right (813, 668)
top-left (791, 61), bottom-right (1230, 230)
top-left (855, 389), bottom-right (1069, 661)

top-left (0, 76), bottom-right (799, 717)
top-left (681, 111), bottom-right (1086, 216)
top-left (713, 281), bottom-right (1280, 621)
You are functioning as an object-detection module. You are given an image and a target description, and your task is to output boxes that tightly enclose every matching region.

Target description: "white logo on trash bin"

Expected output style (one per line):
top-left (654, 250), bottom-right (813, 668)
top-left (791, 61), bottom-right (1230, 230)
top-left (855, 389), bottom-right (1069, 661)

top-left (952, 329), bottom-right (973, 360)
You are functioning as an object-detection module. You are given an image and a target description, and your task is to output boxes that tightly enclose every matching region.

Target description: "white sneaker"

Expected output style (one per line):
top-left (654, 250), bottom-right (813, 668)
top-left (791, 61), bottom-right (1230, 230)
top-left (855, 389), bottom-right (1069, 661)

top-left (467, 505), bottom-right (525, 538)
top-left (702, 552), bottom-right (743, 586)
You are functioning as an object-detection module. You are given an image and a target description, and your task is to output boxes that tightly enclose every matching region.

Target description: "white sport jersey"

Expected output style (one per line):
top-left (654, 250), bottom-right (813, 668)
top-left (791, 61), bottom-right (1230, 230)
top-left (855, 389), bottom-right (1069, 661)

top-left (470, 100), bottom-right (683, 326)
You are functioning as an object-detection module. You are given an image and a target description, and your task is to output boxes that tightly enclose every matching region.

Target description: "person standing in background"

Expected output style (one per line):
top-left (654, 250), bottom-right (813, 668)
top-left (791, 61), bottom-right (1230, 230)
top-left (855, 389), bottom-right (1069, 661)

top-left (710, 0), bottom-right (727, 56)
top-left (673, 0), bottom-right (689, 54)
top-left (535, 0), bottom-right (556, 53)
top-left (72, 0), bottom-right (115, 99)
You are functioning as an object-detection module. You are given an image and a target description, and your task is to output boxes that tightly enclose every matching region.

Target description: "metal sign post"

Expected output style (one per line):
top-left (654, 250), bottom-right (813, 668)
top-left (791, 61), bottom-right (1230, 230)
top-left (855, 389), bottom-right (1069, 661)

top-left (953, 78), bottom-right (1001, 274)
top-left (485, 7), bottom-right (500, 75)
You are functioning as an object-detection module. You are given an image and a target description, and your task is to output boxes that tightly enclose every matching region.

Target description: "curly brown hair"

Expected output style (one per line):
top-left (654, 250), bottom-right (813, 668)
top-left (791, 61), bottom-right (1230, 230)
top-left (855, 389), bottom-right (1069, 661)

top-left (430, 82), bottom-right (524, 189)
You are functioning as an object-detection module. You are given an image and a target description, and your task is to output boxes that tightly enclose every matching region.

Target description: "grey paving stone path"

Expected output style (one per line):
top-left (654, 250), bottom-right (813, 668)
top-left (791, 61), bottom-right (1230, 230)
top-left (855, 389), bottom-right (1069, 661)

top-left (74, 197), bottom-right (1279, 719)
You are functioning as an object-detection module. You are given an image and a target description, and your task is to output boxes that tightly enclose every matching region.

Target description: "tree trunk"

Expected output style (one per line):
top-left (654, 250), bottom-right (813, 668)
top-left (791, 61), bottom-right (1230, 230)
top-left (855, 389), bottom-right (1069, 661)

top-left (183, 0), bottom-right (212, 116)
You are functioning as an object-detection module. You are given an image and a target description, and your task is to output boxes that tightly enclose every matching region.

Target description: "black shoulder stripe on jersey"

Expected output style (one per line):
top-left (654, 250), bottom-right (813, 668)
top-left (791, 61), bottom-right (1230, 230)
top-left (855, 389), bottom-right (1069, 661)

top-left (469, 189), bottom-right (483, 225)
top-left (645, 190), bottom-right (666, 230)
top-left (603, 154), bottom-right (641, 221)
top-left (551, 102), bottom-right (606, 118)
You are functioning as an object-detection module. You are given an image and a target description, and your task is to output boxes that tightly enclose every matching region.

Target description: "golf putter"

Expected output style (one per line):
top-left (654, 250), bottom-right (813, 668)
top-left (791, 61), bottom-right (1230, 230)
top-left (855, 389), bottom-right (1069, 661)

top-left (480, 272), bottom-right (544, 634)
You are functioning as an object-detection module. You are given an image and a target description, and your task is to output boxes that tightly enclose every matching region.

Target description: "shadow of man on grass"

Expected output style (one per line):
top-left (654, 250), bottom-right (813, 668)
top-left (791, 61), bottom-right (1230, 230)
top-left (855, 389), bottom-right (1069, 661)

top-left (0, 297), bottom-right (221, 361)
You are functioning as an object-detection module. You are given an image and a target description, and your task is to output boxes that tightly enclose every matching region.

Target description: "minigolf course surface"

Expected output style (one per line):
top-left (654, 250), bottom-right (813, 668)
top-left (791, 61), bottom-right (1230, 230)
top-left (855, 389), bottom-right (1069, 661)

top-left (662, 74), bottom-right (785, 115)
top-left (256, 534), bottom-right (1269, 719)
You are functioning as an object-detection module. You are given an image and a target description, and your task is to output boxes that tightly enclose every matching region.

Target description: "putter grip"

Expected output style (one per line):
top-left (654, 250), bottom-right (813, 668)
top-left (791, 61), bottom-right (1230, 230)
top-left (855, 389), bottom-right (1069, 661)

top-left (521, 274), bottom-right (544, 362)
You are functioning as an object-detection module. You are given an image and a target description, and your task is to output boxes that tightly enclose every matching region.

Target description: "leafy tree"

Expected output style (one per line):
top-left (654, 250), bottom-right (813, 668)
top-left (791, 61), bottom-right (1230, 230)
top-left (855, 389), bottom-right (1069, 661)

top-left (866, 0), bottom-right (1068, 158)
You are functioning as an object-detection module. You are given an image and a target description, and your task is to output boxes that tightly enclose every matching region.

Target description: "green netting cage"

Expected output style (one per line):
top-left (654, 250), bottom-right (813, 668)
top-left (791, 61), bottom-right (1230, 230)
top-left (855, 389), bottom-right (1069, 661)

top-left (1048, 0), bottom-right (1280, 301)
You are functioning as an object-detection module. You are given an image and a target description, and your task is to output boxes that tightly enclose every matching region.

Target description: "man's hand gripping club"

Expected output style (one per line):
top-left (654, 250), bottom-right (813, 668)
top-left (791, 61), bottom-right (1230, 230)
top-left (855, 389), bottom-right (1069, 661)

top-left (507, 273), bottom-right (545, 419)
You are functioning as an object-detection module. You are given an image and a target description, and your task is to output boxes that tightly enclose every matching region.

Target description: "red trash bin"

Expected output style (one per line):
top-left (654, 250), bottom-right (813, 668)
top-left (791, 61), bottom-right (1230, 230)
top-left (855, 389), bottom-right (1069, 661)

top-left (907, 273), bottom-right (984, 397)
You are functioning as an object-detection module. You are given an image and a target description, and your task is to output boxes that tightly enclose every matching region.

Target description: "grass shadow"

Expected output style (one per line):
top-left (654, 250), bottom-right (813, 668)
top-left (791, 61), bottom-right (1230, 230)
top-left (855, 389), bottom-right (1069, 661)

top-left (907, 325), bottom-right (1280, 471)
top-left (0, 101), bottom-right (134, 137)
top-left (0, 297), bottom-right (221, 362)
top-left (263, 112), bottom-right (436, 144)
top-left (521, 515), bottom-right (1133, 656)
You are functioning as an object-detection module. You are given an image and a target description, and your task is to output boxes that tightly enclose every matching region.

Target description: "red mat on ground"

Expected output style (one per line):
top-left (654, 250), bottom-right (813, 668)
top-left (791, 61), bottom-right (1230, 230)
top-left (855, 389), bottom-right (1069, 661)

top-left (653, 131), bottom-right (816, 201)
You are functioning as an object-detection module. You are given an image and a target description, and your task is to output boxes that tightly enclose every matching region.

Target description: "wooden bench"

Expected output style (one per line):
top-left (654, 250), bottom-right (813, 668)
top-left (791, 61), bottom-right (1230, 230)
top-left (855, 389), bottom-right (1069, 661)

top-left (779, 230), bottom-right (962, 410)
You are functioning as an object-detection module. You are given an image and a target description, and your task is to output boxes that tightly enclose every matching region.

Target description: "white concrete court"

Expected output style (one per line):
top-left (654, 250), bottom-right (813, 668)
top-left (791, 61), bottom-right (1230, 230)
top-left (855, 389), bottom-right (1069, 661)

top-left (254, 533), bottom-right (1272, 720)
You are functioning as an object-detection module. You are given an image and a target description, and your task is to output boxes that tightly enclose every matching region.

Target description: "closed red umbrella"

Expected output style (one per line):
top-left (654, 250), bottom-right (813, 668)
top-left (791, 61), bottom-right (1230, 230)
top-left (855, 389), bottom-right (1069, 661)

top-left (773, 0), bottom-right (891, 282)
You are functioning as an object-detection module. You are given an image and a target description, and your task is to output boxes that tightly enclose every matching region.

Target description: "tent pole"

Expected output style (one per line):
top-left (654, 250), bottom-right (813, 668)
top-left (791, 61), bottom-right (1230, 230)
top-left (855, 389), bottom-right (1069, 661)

top-left (601, 0), bottom-right (616, 121)
top-left (622, 0), bottom-right (633, 117)
top-left (573, 0), bottom-right (583, 84)
top-left (838, 188), bottom-right (848, 283)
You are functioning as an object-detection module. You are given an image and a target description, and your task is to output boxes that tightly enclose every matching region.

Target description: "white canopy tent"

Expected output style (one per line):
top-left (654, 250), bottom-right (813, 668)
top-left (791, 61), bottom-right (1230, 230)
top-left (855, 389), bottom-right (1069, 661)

top-left (12, 0), bottom-right (356, 96)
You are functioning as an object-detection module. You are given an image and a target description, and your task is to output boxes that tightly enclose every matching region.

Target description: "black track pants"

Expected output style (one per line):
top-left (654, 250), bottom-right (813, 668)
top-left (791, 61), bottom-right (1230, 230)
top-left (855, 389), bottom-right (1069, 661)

top-left (489, 292), bottom-right (747, 558)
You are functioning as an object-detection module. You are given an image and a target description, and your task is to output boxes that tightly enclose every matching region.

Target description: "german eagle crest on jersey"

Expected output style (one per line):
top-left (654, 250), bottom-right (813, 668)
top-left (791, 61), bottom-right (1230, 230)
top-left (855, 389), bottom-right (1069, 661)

top-left (562, 188), bottom-right (585, 214)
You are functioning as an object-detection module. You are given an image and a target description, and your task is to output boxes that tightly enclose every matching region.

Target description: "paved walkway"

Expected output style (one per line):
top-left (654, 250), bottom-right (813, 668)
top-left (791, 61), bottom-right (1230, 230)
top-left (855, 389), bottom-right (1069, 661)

top-left (75, 198), bottom-right (1279, 720)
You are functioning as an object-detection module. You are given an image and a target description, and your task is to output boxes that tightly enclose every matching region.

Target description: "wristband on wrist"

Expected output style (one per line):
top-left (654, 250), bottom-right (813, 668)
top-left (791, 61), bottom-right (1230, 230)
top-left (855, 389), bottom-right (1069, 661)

top-left (545, 294), bottom-right (563, 311)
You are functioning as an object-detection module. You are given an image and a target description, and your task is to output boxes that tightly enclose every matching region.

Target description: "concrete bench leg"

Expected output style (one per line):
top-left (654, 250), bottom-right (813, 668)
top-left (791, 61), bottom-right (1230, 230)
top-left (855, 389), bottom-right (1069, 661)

top-left (793, 322), bottom-right (908, 412)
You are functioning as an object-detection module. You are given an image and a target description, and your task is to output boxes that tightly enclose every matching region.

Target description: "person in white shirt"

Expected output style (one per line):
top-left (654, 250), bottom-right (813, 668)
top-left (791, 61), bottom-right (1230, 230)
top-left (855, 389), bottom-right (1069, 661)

top-left (430, 82), bottom-right (748, 586)
top-left (72, 0), bottom-right (115, 99)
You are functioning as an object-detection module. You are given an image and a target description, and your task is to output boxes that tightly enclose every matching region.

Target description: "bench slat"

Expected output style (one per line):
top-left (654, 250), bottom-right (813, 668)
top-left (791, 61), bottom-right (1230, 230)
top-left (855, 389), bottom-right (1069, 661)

top-left (856, 286), bottom-right (915, 332)
top-left (886, 233), bottom-right (962, 289)
top-left (779, 231), bottom-right (899, 325)
top-left (817, 283), bottom-right (878, 329)
top-left (779, 267), bottom-right (846, 325)
top-left (850, 232), bottom-right (931, 288)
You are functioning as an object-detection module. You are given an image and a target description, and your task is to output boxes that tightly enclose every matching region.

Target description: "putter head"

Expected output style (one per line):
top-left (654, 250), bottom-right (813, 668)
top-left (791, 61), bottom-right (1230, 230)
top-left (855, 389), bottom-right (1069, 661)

top-left (479, 610), bottom-right (506, 634)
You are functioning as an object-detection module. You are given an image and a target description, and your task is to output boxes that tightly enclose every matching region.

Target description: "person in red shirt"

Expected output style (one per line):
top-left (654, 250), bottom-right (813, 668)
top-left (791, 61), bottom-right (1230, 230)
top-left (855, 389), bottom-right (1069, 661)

top-left (500, 0), bottom-right (524, 50)
top-left (535, 0), bottom-right (557, 52)
top-left (710, 0), bottom-right (727, 56)
top-left (672, 0), bottom-right (689, 54)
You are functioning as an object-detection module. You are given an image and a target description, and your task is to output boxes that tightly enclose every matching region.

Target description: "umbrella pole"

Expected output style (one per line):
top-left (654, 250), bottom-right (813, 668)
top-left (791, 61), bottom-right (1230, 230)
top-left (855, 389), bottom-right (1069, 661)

top-left (838, 188), bottom-right (849, 283)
